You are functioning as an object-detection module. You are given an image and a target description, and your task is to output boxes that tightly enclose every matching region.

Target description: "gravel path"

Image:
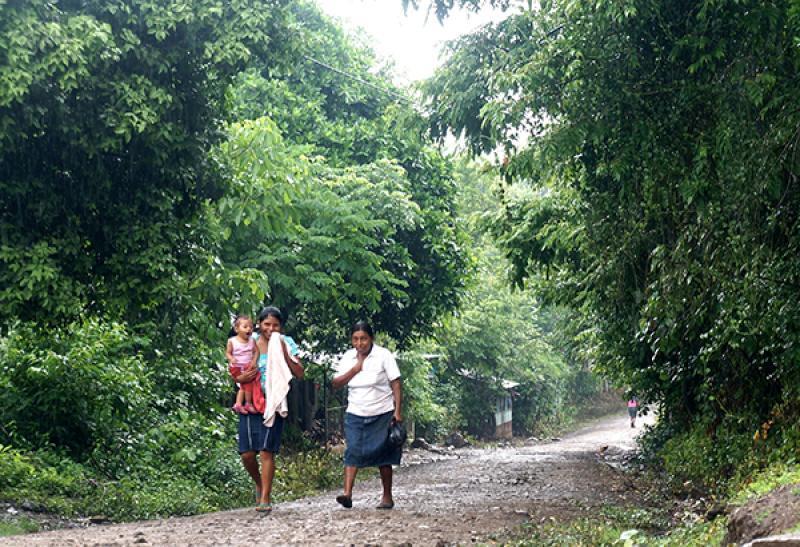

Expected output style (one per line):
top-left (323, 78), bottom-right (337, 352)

top-left (3, 412), bottom-right (652, 546)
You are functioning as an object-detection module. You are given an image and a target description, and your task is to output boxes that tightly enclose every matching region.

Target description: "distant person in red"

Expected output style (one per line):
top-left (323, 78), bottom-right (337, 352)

top-left (627, 396), bottom-right (639, 428)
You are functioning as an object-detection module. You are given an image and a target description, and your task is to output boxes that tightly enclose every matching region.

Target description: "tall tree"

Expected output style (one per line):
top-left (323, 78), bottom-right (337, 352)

top-left (424, 0), bottom-right (800, 438)
top-left (0, 0), bottom-right (291, 324)
top-left (222, 0), bottom-right (470, 347)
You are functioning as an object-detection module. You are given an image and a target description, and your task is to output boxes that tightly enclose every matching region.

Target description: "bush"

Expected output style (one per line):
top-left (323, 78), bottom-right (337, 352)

top-left (0, 319), bottom-right (344, 524)
top-left (0, 320), bottom-right (153, 459)
top-left (274, 449), bottom-right (341, 500)
top-left (0, 436), bottom-right (342, 521)
top-left (657, 419), bottom-right (754, 495)
top-left (0, 445), bottom-right (35, 489)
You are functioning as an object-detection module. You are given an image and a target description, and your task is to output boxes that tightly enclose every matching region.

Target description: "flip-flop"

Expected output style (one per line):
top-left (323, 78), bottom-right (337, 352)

top-left (376, 500), bottom-right (394, 510)
top-left (255, 502), bottom-right (272, 513)
top-left (336, 495), bottom-right (352, 508)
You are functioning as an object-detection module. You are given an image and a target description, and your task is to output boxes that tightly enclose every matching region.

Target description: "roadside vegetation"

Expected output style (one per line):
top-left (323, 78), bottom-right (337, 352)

top-left (0, 0), bottom-right (609, 534)
top-left (3, 0), bottom-right (798, 541)
top-left (423, 0), bottom-right (800, 543)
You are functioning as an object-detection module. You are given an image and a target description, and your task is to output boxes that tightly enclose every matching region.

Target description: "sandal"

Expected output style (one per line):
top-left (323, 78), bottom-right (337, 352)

top-left (376, 500), bottom-right (394, 510)
top-left (336, 494), bottom-right (352, 508)
top-left (255, 502), bottom-right (272, 513)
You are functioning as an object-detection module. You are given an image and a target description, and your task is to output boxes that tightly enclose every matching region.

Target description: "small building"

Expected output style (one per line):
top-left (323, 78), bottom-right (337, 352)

top-left (494, 380), bottom-right (519, 439)
top-left (456, 368), bottom-right (520, 439)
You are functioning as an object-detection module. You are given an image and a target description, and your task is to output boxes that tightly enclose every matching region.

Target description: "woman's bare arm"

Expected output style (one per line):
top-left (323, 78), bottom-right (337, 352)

top-left (332, 355), bottom-right (364, 390)
top-left (391, 378), bottom-right (403, 422)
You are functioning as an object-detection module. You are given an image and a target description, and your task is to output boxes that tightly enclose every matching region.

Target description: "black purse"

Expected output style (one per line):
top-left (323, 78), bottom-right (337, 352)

top-left (388, 421), bottom-right (407, 447)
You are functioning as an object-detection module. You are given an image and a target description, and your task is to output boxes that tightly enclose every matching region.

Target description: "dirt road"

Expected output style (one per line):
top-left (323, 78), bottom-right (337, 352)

top-left (4, 413), bottom-right (652, 546)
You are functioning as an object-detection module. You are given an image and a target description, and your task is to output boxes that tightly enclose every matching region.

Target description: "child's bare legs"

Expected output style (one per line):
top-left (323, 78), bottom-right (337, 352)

top-left (232, 388), bottom-right (248, 413)
top-left (243, 383), bottom-right (257, 413)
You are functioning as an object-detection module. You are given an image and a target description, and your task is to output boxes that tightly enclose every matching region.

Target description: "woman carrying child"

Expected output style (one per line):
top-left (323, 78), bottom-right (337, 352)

top-left (229, 306), bottom-right (304, 513)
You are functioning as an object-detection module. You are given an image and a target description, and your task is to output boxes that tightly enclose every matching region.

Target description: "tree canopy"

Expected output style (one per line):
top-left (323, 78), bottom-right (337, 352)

top-left (0, 0), bottom-right (297, 324)
top-left (0, 0), bottom-right (473, 468)
top-left (425, 0), bottom-right (800, 441)
top-left (218, 1), bottom-right (470, 348)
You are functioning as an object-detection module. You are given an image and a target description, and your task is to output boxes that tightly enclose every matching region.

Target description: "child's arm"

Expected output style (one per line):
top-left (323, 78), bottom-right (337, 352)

top-left (225, 338), bottom-right (235, 365)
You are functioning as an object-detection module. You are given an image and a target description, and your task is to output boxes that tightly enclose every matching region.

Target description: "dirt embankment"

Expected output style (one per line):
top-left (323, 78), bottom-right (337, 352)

top-left (725, 483), bottom-right (800, 546)
top-left (3, 413), bottom-right (651, 546)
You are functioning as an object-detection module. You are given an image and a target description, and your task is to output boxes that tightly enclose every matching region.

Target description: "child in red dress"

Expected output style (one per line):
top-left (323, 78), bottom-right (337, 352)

top-left (226, 315), bottom-right (259, 414)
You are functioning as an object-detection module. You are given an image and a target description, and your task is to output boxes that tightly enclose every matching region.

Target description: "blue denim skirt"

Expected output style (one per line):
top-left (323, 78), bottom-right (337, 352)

top-left (238, 413), bottom-right (284, 454)
top-left (344, 410), bottom-right (401, 468)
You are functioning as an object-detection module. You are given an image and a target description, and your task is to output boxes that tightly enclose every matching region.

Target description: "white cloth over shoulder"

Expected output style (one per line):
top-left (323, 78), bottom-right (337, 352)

top-left (264, 332), bottom-right (294, 427)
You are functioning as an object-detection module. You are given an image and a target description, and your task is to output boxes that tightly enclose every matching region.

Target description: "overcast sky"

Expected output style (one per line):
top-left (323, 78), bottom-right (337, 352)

top-left (314, 0), bottom-right (511, 84)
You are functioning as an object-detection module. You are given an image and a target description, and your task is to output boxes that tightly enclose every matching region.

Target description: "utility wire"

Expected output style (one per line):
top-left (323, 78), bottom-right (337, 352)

top-left (302, 54), bottom-right (413, 104)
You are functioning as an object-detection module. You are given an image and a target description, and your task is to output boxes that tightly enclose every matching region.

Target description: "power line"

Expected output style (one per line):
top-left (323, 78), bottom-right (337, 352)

top-left (302, 55), bottom-right (413, 104)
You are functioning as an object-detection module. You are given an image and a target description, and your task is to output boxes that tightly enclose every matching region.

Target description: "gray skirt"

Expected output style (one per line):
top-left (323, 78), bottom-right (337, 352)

top-left (344, 410), bottom-right (401, 468)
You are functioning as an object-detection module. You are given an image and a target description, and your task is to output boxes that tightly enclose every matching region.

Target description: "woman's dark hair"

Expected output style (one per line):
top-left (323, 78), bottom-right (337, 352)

top-left (257, 306), bottom-right (284, 326)
top-left (350, 320), bottom-right (374, 339)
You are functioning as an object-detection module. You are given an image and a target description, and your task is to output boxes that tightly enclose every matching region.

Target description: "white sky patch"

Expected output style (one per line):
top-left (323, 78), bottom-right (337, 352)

top-left (314, 0), bottom-right (512, 85)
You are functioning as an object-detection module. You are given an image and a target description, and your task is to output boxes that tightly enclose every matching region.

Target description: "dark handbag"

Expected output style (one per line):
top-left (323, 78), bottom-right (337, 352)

top-left (388, 420), bottom-right (407, 447)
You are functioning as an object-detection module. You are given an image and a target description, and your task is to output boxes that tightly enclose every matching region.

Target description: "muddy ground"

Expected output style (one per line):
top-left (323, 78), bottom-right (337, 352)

top-left (3, 412), bottom-right (653, 546)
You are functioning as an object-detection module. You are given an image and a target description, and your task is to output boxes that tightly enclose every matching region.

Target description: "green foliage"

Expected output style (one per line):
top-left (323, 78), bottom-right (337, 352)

top-left (0, 320), bottom-right (152, 459)
top-left (0, 0), bottom-right (474, 526)
top-left (729, 464), bottom-right (800, 505)
top-left (659, 421), bottom-right (753, 495)
top-left (401, 0), bottom-right (515, 23)
top-left (209, 116), bottom-right (425, 349)
top-left (509, 505), bottom-right (667, 547)
top-left (0, 0), bottom-right (292, 325)
top-left (0, 517), bottom-right (39, 536)
top-left (419, 159), bottom-right (605, 438)
top-left (509, 501), bottom-right (727, 546)
top-left (225, 1), bottom-right (470, 347)
top-left (273, 449), bottom-right (341, 500)
top-left (0, 430), bottom-right (341, 522)
top-left (0, 445), bottom-right (34, 489)
top-left (425, 0), bottom-right (800, 476)
top-left (0, 243), bottom-right (85, 321)
top-left (397, 352), bottom-right (448, 432)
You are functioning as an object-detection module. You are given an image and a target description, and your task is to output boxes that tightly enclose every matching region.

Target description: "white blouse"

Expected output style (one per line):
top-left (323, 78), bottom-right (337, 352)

top-left (335, 344), bottom-right (401, 417)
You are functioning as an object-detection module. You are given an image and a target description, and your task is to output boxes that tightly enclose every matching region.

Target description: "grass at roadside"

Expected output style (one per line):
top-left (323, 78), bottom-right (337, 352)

top-left (728, 464), bottom-right (800, 505)
top-left (0, 518), bottom-right (39, 537)
top-left (502, 503), bottom-right (727, 546)
top-left (502, 429), bottom-right (800, 546)
top-left (0, 428), bottom-right (342, 534)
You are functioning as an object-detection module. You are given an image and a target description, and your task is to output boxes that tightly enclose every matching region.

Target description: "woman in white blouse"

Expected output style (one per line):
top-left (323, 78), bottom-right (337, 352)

top-left (332, 320), bottom-right (403, 509)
